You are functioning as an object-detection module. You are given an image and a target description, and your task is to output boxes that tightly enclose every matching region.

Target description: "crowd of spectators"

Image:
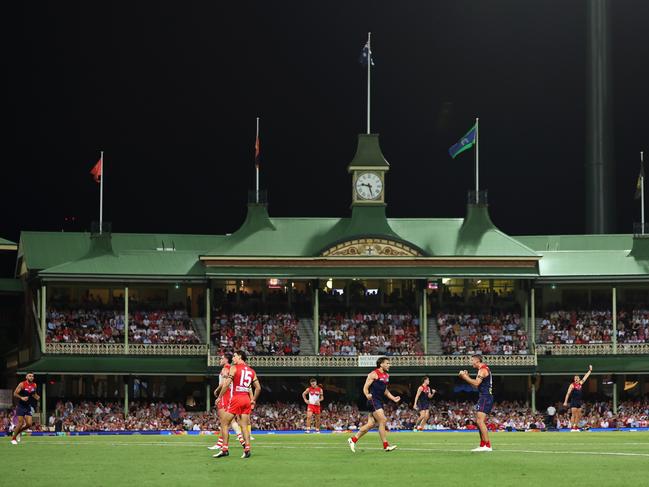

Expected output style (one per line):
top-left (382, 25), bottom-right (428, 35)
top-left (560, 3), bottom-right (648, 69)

top-left (211, 313), bottom-right (300, 356)
top-left (318, 312), bottom-right (422, 356)
top-left (45, 308), bottom-right (200, 345)
top-left (539, 309), bottom-right (649, 345)
top-left (4, 399), bottom-right (646, 433)
top-left (437, 312), bottom-right (529, 355)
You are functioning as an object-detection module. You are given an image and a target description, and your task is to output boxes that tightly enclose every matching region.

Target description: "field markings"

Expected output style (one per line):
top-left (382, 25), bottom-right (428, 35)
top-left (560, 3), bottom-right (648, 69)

top-left (11, 440), bottom-right (649, 457)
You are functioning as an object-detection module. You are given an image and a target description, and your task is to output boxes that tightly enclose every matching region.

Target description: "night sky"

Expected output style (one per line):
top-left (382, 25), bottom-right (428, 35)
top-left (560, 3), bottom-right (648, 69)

top-left (4, 1), bottom-right (649, 244)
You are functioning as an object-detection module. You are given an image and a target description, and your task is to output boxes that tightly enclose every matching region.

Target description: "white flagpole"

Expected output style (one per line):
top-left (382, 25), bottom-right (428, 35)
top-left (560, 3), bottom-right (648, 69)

top-left (475, 117), bottom-right (479, 203)
top-left (367, 32), bottom-right (371, 135)
top-left (255, 117), bottom-right (260, 204)
top-left (642, 151), bottom-right (645, 234)
top-left (99, 150), bottom-right (104, 234)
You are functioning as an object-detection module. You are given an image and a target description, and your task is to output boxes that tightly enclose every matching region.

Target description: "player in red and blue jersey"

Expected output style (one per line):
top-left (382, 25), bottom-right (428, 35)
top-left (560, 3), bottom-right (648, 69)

top-left (213, 350), bottom-right (261, 459)
top-left (302, 378), bottom-right (324, 433)
top-left (348, 357), bottom-right (400, 453)
top-left (11, 373), bottom-right (40, 445)
top-left (459, 354), bottom-right (493, 452)
top-left (413, 376), bottom-right (436, 431)
top-left (563, 365), bottom-right (592, 431)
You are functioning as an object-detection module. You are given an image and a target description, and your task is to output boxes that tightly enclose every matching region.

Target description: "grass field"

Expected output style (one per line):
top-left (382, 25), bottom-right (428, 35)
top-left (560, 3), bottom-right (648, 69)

top-left (1, 431), bottom-right (648, 487)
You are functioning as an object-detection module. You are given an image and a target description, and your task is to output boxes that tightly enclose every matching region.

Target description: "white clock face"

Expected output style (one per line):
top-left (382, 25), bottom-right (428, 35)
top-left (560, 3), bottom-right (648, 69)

top-left (355, 172), bottom-right (383, 200)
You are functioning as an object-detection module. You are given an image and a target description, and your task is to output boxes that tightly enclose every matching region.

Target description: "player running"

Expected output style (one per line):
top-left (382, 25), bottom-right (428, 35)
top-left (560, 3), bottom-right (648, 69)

top-left (563, 365), bottom-right (593, 431)
top-left (207, 353), bottom-right (247, 451)
top-left (302, 378), bottom-right (324, 433)
top-left (459, 354), bottom-right (493, 452)
top-left (11, 373), bottom-right (40, 445)
top-left (348, 357), bottom-right (400, 453)
top-left (213, 350), bottom-right (261, 459)
top-left (412, 376), bottom-right (436, 431)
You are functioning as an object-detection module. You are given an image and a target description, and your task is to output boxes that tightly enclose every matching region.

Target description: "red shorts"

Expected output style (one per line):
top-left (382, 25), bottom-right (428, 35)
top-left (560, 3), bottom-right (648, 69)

top-left (307, 404), bottom-right (321, 415)
top-left (218, 396), bottom-right (231, 411)
top-left (227, 394), bottom-right (252, 416)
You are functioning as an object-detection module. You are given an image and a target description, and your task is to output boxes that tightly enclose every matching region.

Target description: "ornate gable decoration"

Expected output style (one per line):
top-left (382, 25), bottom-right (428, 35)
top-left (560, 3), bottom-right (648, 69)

top-left (322, 238), bottom-right (422, 257)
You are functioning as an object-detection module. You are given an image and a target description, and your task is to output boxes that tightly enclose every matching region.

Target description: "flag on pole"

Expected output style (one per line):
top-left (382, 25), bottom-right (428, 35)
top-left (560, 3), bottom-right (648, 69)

top-left (90, 159), bottom-right (102, 183)
top-left (448, 124), bottom-right (477, 159)
top-left (635, 156), bottom-right (644, 200)
top-left (359, 41), bottom-right (374, 66)
top-left (254, 135), bottom-right (260, 168)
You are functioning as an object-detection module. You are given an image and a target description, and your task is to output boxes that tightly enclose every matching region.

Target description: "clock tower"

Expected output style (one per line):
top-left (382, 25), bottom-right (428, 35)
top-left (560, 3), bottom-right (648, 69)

top-left (348, 134), bottom-right (389, 206)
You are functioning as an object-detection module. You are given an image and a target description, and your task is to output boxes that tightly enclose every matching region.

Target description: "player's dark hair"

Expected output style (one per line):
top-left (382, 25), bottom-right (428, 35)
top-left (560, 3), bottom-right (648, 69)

top-left (223, 353), bottom-right (233, 364)
top-left (422, 376), bottom-right (429, 382)
top-left (472, 354), bottom-right (483, 362)
top-left (376, 357), bottom-right (389, 368)
top-left (236, 350), bottom-right (248, 362)
top-left (310, 378), bottom-right (317, 383)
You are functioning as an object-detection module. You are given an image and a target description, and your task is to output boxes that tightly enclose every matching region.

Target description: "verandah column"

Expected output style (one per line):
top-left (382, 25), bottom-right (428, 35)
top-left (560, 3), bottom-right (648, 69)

top-left (41, 379), bottom-right (47, 426)
top-left (124, 286), bottom-right (129, 354)
top-left (612, 286), bottom-right (617, 354)
top-left (124, 378), bottom-right (129, 418)
top-left (422, 284), bottom-right (428, 354)
top-left (531, 288), bottom-right (536, 352)
top-left (206, 286), bottom-right (211, 363)
top-left (41, 284), bottom-right (46, 351)
top-left (313, 283), bottom-right (319, 355)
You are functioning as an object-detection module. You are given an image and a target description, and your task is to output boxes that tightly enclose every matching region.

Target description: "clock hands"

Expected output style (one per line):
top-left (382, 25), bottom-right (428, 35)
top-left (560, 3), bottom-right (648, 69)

top-left (361, 182), bottom-right (373, 197)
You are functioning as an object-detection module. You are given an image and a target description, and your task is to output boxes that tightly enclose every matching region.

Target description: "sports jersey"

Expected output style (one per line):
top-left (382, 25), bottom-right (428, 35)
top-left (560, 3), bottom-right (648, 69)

top-left (418, 385), bottom-right (431, 408)
top-left (477, 364), bottom-right (493, 396)
top-left (231, 363), bottom-right (256, 396)
top-left (18, 381), bottom-right (38, 408)
top-left (307, 387), bottom-right (323, 405)
top-left (570, 382), bottom-right (583, 407)
top-left (370, 369), bottom-right (389, 400)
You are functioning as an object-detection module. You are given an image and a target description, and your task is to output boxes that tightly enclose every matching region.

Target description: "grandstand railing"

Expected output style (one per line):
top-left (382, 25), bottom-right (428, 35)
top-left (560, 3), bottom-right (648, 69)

top-left (208, 354), bottom-right (537, 368)
top-left (536, 343), bottom-right (649, 355)
top-left (44, 343), bottom-right (209, 355)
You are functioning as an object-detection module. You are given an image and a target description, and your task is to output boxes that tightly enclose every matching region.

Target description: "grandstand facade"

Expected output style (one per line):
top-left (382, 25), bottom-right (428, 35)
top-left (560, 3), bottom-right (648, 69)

top-left (3, 134), bottom-right (649, 421)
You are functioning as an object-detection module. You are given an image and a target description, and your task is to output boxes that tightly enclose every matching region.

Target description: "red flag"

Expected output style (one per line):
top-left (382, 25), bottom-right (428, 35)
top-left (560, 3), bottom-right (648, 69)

top-left (90, 159), bottom-right (102, 183)
top-left (254, 136), bottom-right (260, 168)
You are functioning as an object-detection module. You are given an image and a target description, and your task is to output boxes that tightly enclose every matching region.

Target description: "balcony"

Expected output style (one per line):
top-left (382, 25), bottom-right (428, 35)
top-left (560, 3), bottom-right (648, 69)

top-left (44, 343), bottom-right (209, 356)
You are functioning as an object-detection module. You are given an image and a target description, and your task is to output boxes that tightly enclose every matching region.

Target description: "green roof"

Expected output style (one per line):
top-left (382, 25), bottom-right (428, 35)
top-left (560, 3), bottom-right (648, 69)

top-left (0, 237), bottom-right (17, 251)
top-left (19, 356), bottom-right (209, 375)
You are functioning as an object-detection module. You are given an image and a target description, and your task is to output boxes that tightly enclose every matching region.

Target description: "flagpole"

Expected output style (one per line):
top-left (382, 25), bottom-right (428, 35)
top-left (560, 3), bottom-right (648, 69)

top-left (99, 150), bottom-right (104, 234)
top-left (642, 151), bottom-right (645, 235)
top-left (255, 117), bottom-right (260, 204)
top-left (475, 117), bottom-right (479, 203)
top-left (367, 32), bottom-right (371, 135)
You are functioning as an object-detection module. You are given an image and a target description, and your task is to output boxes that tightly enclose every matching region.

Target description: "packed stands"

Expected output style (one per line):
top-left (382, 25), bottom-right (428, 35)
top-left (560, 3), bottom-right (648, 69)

top-left (318, 312), bottom-right (422, 356)
top-left (45, 308), bottom-right (200, 344)
top-left (6, 399), bottom-right (646, 433)
top-left (436, 312), bottom-right (529, 355)
top-left (539, 309), bottom-right (649, 344)
top-left (211, 312), bottom-right (300, 356)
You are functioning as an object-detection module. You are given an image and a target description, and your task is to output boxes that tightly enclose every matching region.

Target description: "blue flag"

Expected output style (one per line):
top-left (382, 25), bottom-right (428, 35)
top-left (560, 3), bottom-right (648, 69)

top-left (359, 41), bottom-right (374, 66)
top-left (448, 124), bottom-right (477, 159)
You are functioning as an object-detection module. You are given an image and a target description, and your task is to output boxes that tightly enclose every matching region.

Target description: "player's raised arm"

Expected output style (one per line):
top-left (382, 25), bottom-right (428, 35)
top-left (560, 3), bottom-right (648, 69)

top-left (413, 386), bottom-right (422, 409)
top-left (459, 369), bottom-right (485, 388)
top-left (580, 365), bottom-right (593, 384)
top-left (363, 371), bottom-right (378, 400)
top-left (563, 383), bottom-right (574, 406)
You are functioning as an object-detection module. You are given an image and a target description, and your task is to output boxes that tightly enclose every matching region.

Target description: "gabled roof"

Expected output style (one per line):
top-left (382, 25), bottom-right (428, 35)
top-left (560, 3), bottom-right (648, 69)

top-left (0, 237), bottom-right (17, 251)
top-left (19, 231), bottom-right (225, 272)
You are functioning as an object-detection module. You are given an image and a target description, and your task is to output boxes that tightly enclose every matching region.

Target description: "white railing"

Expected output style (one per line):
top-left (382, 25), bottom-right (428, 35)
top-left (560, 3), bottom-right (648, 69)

top-left (44, 343), bottom-right (208, 355)
top-left (536, 343), bottom-right (649, 355)
top-left (208, 354), bottom-right (537, 368)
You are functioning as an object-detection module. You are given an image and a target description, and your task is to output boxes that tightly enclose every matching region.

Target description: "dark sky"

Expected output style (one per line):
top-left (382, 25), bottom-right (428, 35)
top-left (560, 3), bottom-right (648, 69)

top-left (4, 0), bottom-right (649, 243)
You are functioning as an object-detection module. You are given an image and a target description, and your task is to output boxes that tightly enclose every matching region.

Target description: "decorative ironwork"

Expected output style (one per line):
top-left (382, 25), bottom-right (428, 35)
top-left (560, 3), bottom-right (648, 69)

top-left (44, 343), bottom-right (208, 356)
top-left (535, 344), bottom-right (649, 356)
top-left (322, 238), bottom-right (421, 257)
top-left (209, 354), bottom-right (536, 368)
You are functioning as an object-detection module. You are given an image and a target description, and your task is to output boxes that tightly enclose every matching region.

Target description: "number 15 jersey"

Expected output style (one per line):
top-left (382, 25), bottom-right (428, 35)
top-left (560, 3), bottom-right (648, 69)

top-left (232, 363), bottom-right (256, 396)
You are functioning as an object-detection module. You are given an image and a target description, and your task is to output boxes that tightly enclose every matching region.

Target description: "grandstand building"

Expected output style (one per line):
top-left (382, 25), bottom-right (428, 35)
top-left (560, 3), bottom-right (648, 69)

top-left (2, 134), bottom-right (649, 421)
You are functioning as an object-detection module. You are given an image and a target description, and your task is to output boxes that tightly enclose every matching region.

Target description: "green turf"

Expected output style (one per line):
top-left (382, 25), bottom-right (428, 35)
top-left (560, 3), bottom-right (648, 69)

top-left (1, 432), bottom-right (648, 487)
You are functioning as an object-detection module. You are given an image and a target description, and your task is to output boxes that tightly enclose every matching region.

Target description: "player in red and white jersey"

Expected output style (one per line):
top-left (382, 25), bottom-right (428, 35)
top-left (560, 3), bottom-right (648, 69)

top-left (207, 353), bottom-right (247, 451)
top-left (213, 350), bottom-right (261, 459)
top-left (302, 378), bottom-right (324, 433)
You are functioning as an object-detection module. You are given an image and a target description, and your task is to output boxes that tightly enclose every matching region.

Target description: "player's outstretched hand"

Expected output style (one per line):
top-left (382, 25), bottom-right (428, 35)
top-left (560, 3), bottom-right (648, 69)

top-left (393, 396), bottom-right (401, 403)
top-left (588, 365), bottom-right (593, 371)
